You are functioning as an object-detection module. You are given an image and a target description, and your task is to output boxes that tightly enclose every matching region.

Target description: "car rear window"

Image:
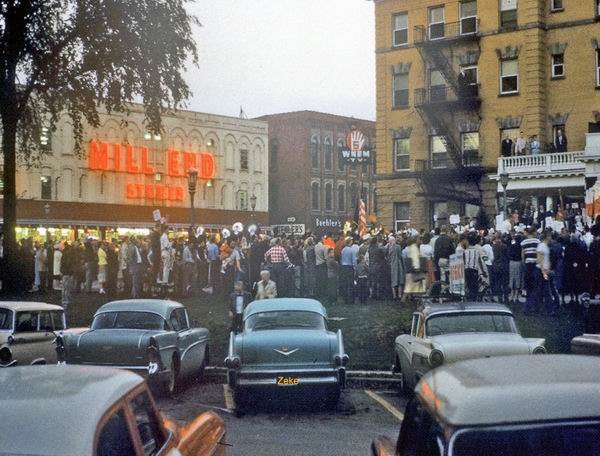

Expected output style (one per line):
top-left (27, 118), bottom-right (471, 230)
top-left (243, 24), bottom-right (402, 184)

top-left (92, 312), bottom-right (166, 331)
top-left (426, 312), bottom-right (517, 336)
top-left (452, 421), bottom-right (600, 456)
top-left (245, 311), bottom-right (325, 332)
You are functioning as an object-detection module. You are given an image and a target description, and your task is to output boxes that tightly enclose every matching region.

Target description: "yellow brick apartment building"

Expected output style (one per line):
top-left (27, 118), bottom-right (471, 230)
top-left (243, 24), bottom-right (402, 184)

top-left (374, 0), bottom-right (600, 230)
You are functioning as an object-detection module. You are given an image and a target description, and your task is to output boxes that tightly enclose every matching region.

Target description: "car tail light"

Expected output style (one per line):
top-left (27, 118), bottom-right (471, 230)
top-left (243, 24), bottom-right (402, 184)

top-left (429, 350), bottom-right (444, 368)
top-left (335, 354), bottom-right (350, 367)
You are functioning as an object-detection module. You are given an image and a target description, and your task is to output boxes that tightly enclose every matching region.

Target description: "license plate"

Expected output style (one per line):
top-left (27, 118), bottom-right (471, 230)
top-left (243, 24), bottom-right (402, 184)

top-left (277, 376), bottom-right (300, 386)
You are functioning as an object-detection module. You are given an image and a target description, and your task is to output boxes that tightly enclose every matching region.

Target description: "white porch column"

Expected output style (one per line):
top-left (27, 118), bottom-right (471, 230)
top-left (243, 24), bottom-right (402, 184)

top-left (546, 196), bottom-right (554, 211)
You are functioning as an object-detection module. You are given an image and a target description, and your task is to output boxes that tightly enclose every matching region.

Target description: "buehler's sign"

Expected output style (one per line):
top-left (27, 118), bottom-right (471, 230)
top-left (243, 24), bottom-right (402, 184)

top-left (339, 128), bottom-right (372, 165)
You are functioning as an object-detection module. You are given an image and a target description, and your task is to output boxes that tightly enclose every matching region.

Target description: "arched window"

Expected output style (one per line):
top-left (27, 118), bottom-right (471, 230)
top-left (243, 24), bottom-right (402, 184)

top-left (337, 138), bottom-right (346, 172)
top-left (324, 137), bottom-right (333, 171)
top-left (310, 136), bottom-right (320, 169)
top-left (100, 173), bottom-right (106, 195)
top-left (54, 176), bottom-right (61, 201)
top-left (338, 184), bottom-right (346, 212)
top-left (79, 175), bottom-right (87, 199)
top-left (350, 183), bottom-right (358, 210)
top-left (325, 183), bottom-right (333, 211)
top-left (311, 182), bottom-right (320, 210)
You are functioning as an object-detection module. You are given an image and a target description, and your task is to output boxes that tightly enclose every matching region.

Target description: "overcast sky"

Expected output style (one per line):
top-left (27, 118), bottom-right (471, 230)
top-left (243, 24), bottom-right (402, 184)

top-left (184, 0), bottom-right (376, 121)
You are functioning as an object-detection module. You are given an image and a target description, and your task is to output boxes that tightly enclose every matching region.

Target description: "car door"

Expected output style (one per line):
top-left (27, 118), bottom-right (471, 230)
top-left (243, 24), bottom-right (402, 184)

top-left (411, 316), bottom-right (433, 381)
top-left (398, 313), bottom-right (420, 381)
top-left (10, 311), bottom-right (46, 365)
top-left (169, 308), bottom-right (198, 377)
top-left (95, 405), bottom-right (138, 456)
top-left (36, 311), bottom-right (60, 363)
top-left (127, 388), bottom-right (168, 456)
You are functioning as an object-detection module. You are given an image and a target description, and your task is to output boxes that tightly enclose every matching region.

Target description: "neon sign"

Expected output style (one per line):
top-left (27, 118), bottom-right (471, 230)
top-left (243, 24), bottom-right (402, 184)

top-left (88, 140), bottom-right (216, 201)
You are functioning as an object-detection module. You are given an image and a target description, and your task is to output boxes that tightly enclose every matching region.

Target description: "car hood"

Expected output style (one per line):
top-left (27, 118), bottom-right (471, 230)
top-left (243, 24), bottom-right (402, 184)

top-left (432, 333), bottom-right (531, 363)
top-left (240, 329), bottom-right (334, 367)
top-left (68, 329), bottom-right (162, 366)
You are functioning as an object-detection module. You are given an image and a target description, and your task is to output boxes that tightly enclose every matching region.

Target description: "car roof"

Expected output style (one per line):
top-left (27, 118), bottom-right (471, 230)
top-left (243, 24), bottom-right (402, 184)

top-left (418, 301), bottom-right (513, 318)
top-left (0, 365), bottom-right (144, 455)
top-left (244, 298), bottom-right (328, 319)
top-left (417, 355), bottom-right (600, 427)
top-left (0, 301), bottom-right (64, 312)
top-left (95, 299), bottom-right (183, 319)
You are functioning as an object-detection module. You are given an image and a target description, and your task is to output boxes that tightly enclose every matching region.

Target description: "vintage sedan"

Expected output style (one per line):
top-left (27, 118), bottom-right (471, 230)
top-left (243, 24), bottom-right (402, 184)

top-left (224, 298), bottom-right (348, 407)
top-left (57, 299), bottom-right (209, 395)
top-left (0, 301), bottom-right (67, 367)
top-left (394, 302), bottom-right (546, 393)
top-left (0, 365), bottom-right (226, 455)
top-left (373, 355), bottom-right (600, 456)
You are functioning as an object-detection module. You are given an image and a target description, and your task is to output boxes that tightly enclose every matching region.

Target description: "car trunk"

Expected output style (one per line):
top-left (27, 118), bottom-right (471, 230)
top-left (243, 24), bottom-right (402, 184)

top-left (434, 333), bottom-right (531, 363)
top-left (73, 329), bottom-right (157, 366)
top-left (241, 330), bottom-right (333, 367)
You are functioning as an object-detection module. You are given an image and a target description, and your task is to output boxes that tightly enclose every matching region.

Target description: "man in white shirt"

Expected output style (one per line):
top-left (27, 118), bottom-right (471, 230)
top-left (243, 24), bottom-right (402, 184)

top-left (159, 225), bottom-right (172, 285)
top-left (534, 230), bottom-right (557, 316)
top-left (229, 281), bottom-right (251, 332)
top-left (515, 131), bottom-right (527, 156)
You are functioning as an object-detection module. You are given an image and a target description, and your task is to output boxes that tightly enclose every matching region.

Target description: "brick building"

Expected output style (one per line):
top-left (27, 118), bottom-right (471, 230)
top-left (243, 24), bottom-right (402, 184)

top-left (257, 111), bottom-right (376, 236)
top-left (374, 0), bottom-right (600, 230)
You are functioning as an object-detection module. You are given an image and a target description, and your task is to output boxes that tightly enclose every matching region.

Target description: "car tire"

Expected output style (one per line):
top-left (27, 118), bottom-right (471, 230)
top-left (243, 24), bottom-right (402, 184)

top-left (165, 356), bottom-right (180, 397)
top-left (399, 361), bottom-right (413, 396)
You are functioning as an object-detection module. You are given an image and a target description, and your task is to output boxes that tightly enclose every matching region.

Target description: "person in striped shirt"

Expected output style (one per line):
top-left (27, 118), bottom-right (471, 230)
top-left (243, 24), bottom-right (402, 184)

top-left (521, 228), bottom-right (541, 314)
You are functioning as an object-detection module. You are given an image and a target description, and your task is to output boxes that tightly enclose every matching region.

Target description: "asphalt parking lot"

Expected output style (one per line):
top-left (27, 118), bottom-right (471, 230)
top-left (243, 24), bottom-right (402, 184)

top-left (157, 381), bottom-right (409, 456)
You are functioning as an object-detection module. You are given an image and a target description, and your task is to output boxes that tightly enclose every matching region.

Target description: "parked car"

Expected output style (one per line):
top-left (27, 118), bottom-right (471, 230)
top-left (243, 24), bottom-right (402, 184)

top-left (571, 333), bottom-right (600, 356)
top-left (393, 302), bottom-right (546, 393)
top-left (224, 298), bottom-right (348, 408)
top-left (0, 365), bottom-right (226, 455)
top-left (57, 299), bottom-right (209, 395)
top-left (0, 301), bottom-right (68, 367)
top-left (372, 355), bottom-right (600, 456)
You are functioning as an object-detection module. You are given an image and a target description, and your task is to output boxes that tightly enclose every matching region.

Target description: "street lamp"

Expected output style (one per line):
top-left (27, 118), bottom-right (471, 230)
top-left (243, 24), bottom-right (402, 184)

top-left (44, 203), bottom-right (51, 242)
top-left (187, 168), bottom-right (198, 228)
top-left (500, 172), bottom-right (509, 217)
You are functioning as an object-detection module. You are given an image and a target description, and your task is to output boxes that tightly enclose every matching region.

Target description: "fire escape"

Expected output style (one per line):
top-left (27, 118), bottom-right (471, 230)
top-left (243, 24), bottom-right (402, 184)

top-left (413, 18), bottom-right (484, 206)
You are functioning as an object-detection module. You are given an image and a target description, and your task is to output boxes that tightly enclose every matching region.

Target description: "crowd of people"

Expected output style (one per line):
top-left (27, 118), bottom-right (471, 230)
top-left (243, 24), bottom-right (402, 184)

top-left (9, 212), bottom-right (600, 321)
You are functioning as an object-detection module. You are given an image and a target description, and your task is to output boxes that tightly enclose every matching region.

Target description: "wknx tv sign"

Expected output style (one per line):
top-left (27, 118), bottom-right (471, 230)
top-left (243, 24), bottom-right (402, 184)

top-left (339, 128), bottom-right (372, 165)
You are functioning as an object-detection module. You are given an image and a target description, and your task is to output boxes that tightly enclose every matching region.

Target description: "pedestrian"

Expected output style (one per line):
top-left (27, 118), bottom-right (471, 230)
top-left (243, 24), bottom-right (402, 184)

top-left (83, 240), bottom-right (96, 293)
top-left (97, 241), bottom-right (108, 294)
top-left (463, 233), bottom-right (489, 301)
top-left (420, 233), bottom-right (435, 290)
top-left (314, 236), bottom-right (328, 298)
top-left (325, 248), bottom-right (339, 305)
top-left (434, 226), bottom-right (455, 284)
top-left (159, 225), bottom-right (173, 287)
top-left (367, 237), bottom-right (385, 300)
top-left (60, 242), bottom-right (76, 313)
top-left (521, 228), bottom-right (541, 313)
top-left (264, 238), bottom-right (290, 297)
top-left (303, 237), bottom-right (316, 297)
top-left (340, 238), bottom-right (357, 304)
top-left (119, 236), bottom-right (131, 295)
top-left (386, 236), bottom-right (405, 301)
top-left (128, 237), bottom-right (145, 298)
top-left (492, 234), bottom-right (510, 304)
top-left (229, 281), bottom-right (252, 333)
top-left (530, 135), bottom-right (541, 155)
top-left (508, 232), bottom-right (524, 303)
top-left (255, 270), bottom-right (277, 300)
top-left (404, 237), bottom-right (426, 298)
top-left (355, 255), bottom-right (369, 304)
top-left (106, 241), bottom-right (119, 296)
top-left (535, 230), bottom-right (558, 316)
top-left (182, 241), bottom-right (197, 296)
top-left (563, 233), bottom-right (587, 305)
top-left (53, 243), bottom-right (63, 290)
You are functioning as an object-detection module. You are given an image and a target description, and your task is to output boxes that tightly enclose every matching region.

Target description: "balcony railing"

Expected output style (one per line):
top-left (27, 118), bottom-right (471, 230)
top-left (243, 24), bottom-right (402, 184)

top-left (414, 18), bottom-right (480, 44)
top-left (497, 152), bottom-right (585, 175)
top-left (414, 85), bottom-right (480, 108)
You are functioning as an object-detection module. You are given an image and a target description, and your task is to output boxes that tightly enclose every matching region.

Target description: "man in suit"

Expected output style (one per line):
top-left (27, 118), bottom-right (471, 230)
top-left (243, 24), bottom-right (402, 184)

top-left (501, 136), bottom-right (513, 157)
top-left (556, 129), bottom-right (568, 152)
top-left (229, 281), bottom-right (252, 333)
top-left (127, 237), bottom-right (145, 298)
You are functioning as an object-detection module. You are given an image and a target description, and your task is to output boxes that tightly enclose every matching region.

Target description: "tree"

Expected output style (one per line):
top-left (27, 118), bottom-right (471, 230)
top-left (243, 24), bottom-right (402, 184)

top-left (0, 0), bottom-right (198, 292)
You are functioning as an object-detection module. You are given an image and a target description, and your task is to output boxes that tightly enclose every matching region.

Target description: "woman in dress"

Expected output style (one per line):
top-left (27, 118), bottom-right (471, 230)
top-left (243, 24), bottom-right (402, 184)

top-left (386, 236), bottom-right (405, 301)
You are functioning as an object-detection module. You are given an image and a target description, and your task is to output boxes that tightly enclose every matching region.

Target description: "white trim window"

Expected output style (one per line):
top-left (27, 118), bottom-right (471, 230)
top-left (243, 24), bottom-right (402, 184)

top-left (393, 72), bottom-right (409, 108)
top-left (500, 0), bottom-right (518, 28)
top-left (430, 135), bottom-right (448, 168)
top-left (551, 54), bottom-right (565, 78)
top-left (394, 202), bottom-right (410, 231)
top-left (393, 12), bottom-right (408, 47)
top-left (462, 65), bottom-right (479, 85)
top-left (596, 50), bottom-right (600, 87)
top-left (428, 6), bottom-right (445, 40)
top-left (336, 138), bottom-right (346, 172)
top-left (551, 0), bottom-right (563, 11)
top-left (393, 138), bottom-right (410, 171)
top-left (460, 1), bottom-right (478, 35)
top-left (500, 59), bottom-right (519, 94)
top-left (310, 136), bottom-right (320, 169)
top-left (337, 183), bottom-right (346, 212)
top-left (324, 182), bottom-right (333, 211)
top-left (461, 132), bottom-right (480, 166)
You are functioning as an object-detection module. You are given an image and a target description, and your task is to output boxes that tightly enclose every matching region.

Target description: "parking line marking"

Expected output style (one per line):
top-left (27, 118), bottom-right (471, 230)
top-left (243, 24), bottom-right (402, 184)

top-left (364, 390), bottom-right (404, 422)
top-left (223, 384), bottom-right (235, 411)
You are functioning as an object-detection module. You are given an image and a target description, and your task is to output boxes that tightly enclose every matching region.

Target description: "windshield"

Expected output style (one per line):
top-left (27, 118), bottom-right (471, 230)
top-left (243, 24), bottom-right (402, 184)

top-left (452, 422), bottom-right (600, 456)
top-left (245, 311), bottom-right (326, 332)
top-left (426, 312), bottom-right (517, 336)
top-left (92, 312), bottom-right (166, 331)
top-left (0, 308), bottom-right (12, 330)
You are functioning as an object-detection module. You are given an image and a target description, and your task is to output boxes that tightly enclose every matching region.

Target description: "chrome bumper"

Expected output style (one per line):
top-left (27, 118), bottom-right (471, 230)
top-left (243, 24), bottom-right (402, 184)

top-left (230, 367), bottom-right (345, 388)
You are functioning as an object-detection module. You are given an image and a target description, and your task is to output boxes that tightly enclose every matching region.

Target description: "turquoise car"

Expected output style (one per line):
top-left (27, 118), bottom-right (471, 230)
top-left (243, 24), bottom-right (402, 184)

top-left (56, 300), bottom-right (209, 395)
top-left (225, 298), bottom-right (349, 406)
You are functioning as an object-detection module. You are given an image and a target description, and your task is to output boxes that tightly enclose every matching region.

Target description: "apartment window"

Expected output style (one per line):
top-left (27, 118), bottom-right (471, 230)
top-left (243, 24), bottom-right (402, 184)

top-left (393, 12), bottom-right (408, 46)
top-left (393, 73), bottom-right (409, 108)
top-left (41, 176), bottom-right (52, 200)
top-left (338, 184), bottom-right (346, 212)
top-left (325, 183), bottom-right (333, 211)
top-left (551, 54), bottom-right (565, 78)
top-left (430, 136), bottom-right (448, 168)
top-left (461, 132), bottom-right (480, 166)
top-left (428, 6), bottom-right (445, 40)
top-left (500, 0), bottom-right (518, 28)
top-left (394, 138), bottom-right (410, 171)
top-left (394, 202), bottom-right (410, 231)
top-left (500, 59), bottom-right (519, 94)
top-left (460, 1), bottom-right (478, 35)
top-left (429, 69), bottom-right (446, 101)
top-left (310, 136), bottom-right (319, 169)
top-left (550, 0), bottom-right (563, 11)
top-left (237, 190), bottom-right (248, 211)
top-left (462, 65), bottom-right (479, 85)
top-left (311, 182), bottom-right (320, 210)
top-left (336, 139), bottom-right (346, 172)
top-left (324, 138), bottom-right (333, 171)
top-left (240, 149), bottom-right (249, 171)
top-left (596, 50), bottom-right (600, 87)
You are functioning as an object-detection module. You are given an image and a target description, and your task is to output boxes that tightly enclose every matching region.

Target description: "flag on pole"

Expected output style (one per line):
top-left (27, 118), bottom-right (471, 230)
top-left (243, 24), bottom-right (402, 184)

top-left (358, 199), bottom-right (367, 237)
top-left (239, 106), bottom-right (248, 119)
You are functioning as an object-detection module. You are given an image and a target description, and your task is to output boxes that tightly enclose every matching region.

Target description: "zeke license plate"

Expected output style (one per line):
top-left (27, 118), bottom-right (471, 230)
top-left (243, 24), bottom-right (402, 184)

top-left (277, 376), bottom-right (300, 386)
